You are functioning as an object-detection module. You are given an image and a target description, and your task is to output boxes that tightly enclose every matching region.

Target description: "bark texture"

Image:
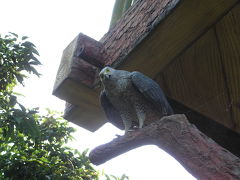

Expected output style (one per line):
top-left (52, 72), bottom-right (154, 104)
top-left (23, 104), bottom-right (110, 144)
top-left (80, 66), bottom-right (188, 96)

top-left (89, 114), bottom-right (240, 180)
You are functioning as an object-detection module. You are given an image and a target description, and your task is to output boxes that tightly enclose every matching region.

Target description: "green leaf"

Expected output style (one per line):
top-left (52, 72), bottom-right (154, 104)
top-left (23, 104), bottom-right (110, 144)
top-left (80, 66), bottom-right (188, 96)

top-left (13, 116), bottom-right (22, 124)
top-left (22, 41), bottom-right (36, 48)
top-left (31, 47), bottom-right (40, 56)
top-left (18, 103), bottom-right (26, 112)
top-left (9, 32), bottom-right (18, 38)
top-left (23, 118), bottom-right (40, 138)
top-left (29, 54), bottom-right (41, 65)
top-left (12, 91), bottom-right (25, 97)
top-left (22, 36), bottom-right (29, 40)
top-left (7, 124), bottom-right (14, 139)
top-left (15, 73), bottom-right (24, 85)
top-left (29, 66), bottom-right (41, 77)
top-left (3, 128), bottom-right (7, 138)
top-left (23, 63), bottom-right (31, 72)
top-left (28, 109), bottom-right (38, 115)
top-left (9, 95), bottom-right (17, 107)
top-left (29, 60), bottom-right (41, 66)
top-left (13, 109), bottom-right (25, 117)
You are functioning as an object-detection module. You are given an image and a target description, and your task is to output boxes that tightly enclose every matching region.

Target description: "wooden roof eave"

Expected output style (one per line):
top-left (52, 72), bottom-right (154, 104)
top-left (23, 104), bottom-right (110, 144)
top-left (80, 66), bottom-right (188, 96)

top-left (53, 0), bottom-right (238, 131)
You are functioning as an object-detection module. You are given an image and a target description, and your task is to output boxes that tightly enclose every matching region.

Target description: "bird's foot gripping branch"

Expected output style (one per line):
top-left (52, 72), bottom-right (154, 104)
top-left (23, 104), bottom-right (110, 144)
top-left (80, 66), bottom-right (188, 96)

top-left (89, 114), bottom-right (240, 180)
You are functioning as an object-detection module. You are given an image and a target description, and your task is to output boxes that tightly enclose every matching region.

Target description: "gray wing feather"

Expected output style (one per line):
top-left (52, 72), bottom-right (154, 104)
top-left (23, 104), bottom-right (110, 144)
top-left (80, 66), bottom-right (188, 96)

top-left (131, 71), bottom-right (173, 115)
top-left (100, 91), bottom-right (124, 130)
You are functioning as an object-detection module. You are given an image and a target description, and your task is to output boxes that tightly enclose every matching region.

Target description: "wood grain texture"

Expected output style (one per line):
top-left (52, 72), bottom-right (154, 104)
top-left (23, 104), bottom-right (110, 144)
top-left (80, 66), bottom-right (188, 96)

top-left (215, 4), bottom-right (240, 132)
top-left (76, 35), bottom-right (106, 68)
top-left (53, 36), bottom-right (78, 91)
top-left (53, 34), bottom-right (101, 107)
top-left (53, 33), bottom-right (99, 90)
top-left (157, 29), bottom-right (233, 130)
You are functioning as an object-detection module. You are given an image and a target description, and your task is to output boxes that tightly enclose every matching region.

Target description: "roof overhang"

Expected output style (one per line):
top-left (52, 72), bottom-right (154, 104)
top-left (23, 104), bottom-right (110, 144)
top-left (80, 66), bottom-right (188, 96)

top-left (53, 0), bottom-right (238, 131)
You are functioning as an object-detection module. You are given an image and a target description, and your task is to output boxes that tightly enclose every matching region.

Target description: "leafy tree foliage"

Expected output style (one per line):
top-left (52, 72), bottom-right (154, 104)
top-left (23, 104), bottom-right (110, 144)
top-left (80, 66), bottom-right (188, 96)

top-left (105, 174), bottom-right (129, 180)
top-left (0, 32), bottom-right (40, 91)
top-left (0, 33), bottom-right (128, 180)
top-left (0, 33), bottom-right (41, 140)
top-left (0, 110), bottom-right (99, 179)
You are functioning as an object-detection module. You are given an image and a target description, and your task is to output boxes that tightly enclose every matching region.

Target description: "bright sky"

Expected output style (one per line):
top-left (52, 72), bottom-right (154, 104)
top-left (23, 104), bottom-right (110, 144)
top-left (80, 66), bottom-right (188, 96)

top-left (1, 0), bottom-right (196, 179)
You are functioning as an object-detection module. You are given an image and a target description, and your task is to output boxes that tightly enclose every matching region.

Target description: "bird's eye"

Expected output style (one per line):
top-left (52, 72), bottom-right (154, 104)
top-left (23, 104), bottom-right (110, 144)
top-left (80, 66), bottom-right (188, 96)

top-left (105, 68), bottom-right (110, 73)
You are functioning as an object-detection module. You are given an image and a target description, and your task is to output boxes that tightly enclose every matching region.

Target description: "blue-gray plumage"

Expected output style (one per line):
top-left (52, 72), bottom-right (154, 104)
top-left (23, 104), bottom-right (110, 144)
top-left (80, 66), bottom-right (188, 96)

top-left (99, 67), bottom-right (173, 133)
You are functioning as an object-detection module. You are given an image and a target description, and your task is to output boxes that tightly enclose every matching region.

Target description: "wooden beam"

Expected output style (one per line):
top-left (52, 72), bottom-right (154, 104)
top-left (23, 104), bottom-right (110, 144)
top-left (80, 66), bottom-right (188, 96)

top-left (76, 37), bottom-right (106, 68)
top-left (53, 33), bottom-right (103, 107)
top-left (64, 103), bottom-right (106, 132)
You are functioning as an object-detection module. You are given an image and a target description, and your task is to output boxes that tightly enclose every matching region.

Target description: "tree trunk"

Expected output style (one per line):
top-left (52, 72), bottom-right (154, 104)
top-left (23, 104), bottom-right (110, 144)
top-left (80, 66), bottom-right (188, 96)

top-left (89, 114), bottom-right (240, 180)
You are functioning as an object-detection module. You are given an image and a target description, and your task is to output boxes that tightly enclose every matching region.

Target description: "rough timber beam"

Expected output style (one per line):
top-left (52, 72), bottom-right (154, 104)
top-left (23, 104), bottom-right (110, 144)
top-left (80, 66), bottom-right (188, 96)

top-left (53, 34), bottom-right (107, 131)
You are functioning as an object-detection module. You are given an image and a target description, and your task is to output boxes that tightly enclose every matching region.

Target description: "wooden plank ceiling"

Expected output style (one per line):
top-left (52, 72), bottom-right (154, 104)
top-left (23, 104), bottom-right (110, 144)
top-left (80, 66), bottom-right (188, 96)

top-left (156, 3), bottom-right (240, 133)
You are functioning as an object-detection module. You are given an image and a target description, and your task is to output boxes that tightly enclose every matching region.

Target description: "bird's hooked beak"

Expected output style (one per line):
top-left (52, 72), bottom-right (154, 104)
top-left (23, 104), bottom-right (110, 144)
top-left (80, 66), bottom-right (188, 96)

top-left (99, 67), bottom-right (112, 81)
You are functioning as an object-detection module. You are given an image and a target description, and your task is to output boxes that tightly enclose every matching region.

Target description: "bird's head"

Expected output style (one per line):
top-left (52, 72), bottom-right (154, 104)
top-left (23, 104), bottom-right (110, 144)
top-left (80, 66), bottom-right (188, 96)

top-left (99, 67), bottom-right (115, 81)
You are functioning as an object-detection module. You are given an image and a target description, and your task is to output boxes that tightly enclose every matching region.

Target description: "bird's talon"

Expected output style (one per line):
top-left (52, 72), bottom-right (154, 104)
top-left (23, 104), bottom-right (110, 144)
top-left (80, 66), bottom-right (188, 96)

top-left (115, 134), bottom-right (122, 138)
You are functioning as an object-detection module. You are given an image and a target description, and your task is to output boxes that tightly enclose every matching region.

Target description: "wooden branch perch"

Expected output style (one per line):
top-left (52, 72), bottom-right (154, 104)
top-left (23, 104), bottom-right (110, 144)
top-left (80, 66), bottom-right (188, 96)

top-left (89, 114), bottom-right (240, 180)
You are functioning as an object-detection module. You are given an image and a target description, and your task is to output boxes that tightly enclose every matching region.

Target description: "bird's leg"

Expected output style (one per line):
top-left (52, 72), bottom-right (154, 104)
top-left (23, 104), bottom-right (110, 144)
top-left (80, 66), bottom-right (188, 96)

top-left (115, 134), bottom-right (122, 138)
top-left (135, 104), bottom-right (146, 128)
top-left (120, 113), bottom-right (132, 134)
top-left (137, 110), bottom-right (146, 129)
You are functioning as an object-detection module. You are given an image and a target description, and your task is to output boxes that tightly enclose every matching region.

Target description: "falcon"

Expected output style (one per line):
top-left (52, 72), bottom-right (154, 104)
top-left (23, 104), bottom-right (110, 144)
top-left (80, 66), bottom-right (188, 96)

top-left (99, 67), bottom-right (173, 133)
